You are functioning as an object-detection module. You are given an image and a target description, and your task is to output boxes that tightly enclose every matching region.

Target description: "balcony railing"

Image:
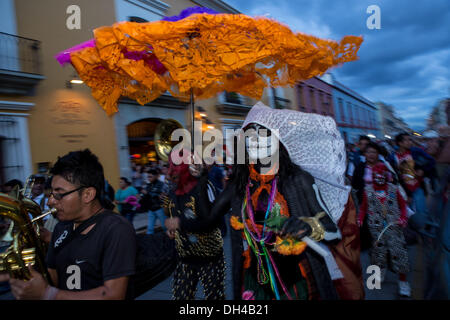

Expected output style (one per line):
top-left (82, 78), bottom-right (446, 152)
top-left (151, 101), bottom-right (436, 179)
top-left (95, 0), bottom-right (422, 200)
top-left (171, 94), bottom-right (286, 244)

top-left (0, 32), bottom-right (41, 74)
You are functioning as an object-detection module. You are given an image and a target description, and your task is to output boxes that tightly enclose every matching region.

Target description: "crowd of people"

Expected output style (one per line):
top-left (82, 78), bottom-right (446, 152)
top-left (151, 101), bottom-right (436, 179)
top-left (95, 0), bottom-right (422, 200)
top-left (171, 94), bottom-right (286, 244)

top-left (347, 133), bottom-right (449, 298)
top-left (0, 127), bottom-right (448, 300)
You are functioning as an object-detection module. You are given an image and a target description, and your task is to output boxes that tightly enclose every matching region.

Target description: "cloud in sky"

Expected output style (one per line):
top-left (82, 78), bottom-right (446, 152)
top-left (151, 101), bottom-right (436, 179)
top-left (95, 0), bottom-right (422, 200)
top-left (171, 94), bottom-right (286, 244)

top-left (224, 0), bottom-right (450, 131)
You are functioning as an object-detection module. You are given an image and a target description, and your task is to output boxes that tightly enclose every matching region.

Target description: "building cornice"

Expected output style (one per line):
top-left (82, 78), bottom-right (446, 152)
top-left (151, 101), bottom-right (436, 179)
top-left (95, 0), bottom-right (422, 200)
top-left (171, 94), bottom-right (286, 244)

top-left (191, 0), bottom-right (240, 13)
top-left (216, 103), bottom-right (252, 116)
top-left (322, 74), bottom-right (376, 109)
top-left (119, 93), bottom-right (188, 109)
top-left (125, 0), bottom-right (170, 16)
top-left (0, 112), bottom-right (31, 117)
top-left (219, 118), bottom-right (244, 125)
top-left (0, 101), bottom-right (34, 111)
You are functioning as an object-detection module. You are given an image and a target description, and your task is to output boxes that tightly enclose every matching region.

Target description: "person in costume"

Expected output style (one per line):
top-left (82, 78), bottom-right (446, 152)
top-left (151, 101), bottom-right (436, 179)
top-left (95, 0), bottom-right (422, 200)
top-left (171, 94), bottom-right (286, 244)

top-left (163, 150), bottom-right (225, 300)
top-left (174, 102), bottom-right (364, 300)
top-left (358, 162), bottom-right (411, 297)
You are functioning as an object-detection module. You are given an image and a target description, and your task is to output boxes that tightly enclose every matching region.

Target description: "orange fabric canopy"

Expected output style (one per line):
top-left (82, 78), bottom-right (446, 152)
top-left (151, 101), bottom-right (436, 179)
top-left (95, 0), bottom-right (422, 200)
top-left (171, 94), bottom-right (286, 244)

top-left (69, 13), bottom-right (363, 115)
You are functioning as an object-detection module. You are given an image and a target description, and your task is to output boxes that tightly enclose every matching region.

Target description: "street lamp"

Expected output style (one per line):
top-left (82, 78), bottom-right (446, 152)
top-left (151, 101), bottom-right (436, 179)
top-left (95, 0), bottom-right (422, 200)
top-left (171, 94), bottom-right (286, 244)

top-left (205, 118), bottom-right (214, 130)
top-left (196, 106), bottom-right (207, 118)
top-left (66, 72), bottom-right (84, 88)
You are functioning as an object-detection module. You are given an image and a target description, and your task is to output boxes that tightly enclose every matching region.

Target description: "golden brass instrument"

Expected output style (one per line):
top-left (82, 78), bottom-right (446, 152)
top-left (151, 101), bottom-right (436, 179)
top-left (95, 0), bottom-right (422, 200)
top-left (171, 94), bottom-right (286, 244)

top-left (154, 119), bottom-right (184, 162)
top-left (0, 175), bottom-right (56, 284)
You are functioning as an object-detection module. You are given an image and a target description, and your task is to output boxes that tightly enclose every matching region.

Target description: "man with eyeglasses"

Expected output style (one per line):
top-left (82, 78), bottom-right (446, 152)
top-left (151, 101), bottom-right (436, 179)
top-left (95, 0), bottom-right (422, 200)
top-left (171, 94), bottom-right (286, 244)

top-left (2, 149), bottom-right (136, 300)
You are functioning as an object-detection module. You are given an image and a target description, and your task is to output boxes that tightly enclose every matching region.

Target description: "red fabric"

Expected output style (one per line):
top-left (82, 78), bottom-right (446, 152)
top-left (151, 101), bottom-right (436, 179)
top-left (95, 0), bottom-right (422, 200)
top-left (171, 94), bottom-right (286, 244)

top-left (372, 162), bottom-right (389, 191)
top-left (358, 191), bottom-right (368, 226)
top-left (168, 150), bottom-right (198, 195)
top-left (330, 196), bottom-right (365, 300)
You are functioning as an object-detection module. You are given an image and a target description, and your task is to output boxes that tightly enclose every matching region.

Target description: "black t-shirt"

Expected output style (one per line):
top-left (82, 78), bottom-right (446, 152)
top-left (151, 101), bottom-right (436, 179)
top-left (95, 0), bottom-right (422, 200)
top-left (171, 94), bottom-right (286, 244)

top-left (46, 210), bottom-right (136, 291)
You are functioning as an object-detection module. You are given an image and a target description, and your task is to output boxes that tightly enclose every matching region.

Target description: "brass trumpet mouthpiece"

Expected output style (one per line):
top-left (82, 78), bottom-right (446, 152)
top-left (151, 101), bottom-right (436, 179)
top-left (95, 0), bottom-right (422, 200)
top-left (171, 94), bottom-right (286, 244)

top-left (31, 208), bottom-right (57, 223)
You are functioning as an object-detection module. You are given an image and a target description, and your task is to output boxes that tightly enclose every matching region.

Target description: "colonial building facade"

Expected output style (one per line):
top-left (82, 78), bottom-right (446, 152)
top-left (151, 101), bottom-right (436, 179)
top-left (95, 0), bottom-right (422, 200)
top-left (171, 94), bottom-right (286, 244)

top-left (321, 73), bottom-right (381, 144)
top-left (0, 0), bottom-right (272, 187)
top-left (376, 101), bottom-right (413, 139)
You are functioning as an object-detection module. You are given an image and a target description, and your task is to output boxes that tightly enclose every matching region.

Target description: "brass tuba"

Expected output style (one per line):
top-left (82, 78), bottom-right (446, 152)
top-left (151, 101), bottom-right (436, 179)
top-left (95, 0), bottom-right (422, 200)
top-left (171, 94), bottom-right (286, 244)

top-left (154, 119), bottom-right (184, 162)
top-left (0, 175), bottom-right (56, 284)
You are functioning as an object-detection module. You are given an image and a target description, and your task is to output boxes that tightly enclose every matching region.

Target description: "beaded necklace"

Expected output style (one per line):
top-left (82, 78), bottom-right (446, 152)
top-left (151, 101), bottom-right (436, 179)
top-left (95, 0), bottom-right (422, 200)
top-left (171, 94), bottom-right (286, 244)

top-left (241, 177), bottom-right (292, 300)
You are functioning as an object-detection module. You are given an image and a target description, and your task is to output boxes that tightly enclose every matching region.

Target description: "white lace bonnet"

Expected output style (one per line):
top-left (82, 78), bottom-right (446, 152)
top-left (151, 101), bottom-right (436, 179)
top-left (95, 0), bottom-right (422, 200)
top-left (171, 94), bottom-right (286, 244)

top-left (241, 101), bottom-right (351, 223)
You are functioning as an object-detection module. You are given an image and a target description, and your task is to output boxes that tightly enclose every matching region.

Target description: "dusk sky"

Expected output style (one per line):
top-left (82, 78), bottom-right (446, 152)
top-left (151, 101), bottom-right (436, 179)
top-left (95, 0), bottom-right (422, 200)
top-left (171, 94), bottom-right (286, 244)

top-left (225, 0), bottom-right (450, 131)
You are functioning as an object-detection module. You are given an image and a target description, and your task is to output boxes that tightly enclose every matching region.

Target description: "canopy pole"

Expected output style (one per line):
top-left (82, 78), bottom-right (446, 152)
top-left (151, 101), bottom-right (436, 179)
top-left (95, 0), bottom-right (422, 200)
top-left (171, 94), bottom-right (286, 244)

top-left (190, 88), bottom-right (195, 155)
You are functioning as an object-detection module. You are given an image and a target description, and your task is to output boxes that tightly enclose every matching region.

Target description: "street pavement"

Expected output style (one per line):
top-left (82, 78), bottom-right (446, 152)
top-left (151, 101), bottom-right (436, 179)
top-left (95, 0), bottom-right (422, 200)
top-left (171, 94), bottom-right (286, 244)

top-left (133, 212), bottom-right (422, 300)
top-left (0, 211), bottom-right (424, 300)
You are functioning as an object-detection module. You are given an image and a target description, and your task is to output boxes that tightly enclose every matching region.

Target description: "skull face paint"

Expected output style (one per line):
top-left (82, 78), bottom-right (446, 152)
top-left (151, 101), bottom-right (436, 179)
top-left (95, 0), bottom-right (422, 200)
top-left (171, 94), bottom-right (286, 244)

top-left (244, 124), bottom-right (278, 161)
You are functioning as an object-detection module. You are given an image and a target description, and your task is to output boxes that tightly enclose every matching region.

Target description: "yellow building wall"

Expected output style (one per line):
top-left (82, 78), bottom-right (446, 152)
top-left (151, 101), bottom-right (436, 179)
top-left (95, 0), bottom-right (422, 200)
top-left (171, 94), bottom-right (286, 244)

top-left (14, 0), bottom-right (120, 188)
top-left (9, 0), bottom-right (282, 189)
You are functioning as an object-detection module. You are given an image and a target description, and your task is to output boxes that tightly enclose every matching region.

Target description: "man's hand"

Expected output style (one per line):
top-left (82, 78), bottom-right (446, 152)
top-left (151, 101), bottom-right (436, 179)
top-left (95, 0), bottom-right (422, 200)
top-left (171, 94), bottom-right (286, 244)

top-left (9, 265), bottom-right (48, 300)
top-left (166, 229), bottom-right (176, 239)
top-left (165, 217), bottom-right (180, 231)
top-left (165, 217), bottom-right (180, 239)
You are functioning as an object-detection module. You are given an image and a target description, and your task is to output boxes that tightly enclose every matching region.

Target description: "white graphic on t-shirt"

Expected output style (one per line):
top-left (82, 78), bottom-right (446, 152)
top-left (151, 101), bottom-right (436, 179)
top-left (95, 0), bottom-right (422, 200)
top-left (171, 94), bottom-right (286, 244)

top-left (54, 230), bottom-right (68, 248)
top-left (66, 265), bottom-right (81, 290)
top-left (75, 259), bottom-right (86, 264)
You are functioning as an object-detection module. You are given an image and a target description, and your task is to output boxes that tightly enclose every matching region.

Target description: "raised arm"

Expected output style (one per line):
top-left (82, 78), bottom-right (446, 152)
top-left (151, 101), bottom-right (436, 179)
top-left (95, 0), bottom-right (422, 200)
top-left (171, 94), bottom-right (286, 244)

top-left (179, 179), bottom-right (235, 233)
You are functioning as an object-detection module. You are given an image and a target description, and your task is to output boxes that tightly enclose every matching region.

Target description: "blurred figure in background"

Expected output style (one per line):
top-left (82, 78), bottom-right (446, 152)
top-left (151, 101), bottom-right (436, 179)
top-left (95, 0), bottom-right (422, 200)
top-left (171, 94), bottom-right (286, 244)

top-left (41, 177), bottom-right (59, 242)
top-left (422, 137), bottom-right (450, 299)
top-left (352, 142), bottom-right (383, 251)
top-left (358, 162), bottom-right (411, 297)
top-left (115, 177), bottom-right (139, 223)
top-left (131, 165), bottom-right (144, 192)
top-left (347, 135), bottom-right (371, 179)
top-left (158, 164), bottom-right (169, 183)
top-left (144, 169), bottom-right (166, 235)
top-left (2, 179), bottom-right (23, 194)
top-left (389, 133), bottom-right (436, 236)
top-left (30, 175), bottom-right (49, 211)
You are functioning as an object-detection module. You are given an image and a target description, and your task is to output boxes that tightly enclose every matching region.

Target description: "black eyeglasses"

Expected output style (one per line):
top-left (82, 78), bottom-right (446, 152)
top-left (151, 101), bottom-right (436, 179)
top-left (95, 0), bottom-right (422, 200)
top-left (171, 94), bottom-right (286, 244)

top-left (49, 186), bottom-right (86, 200)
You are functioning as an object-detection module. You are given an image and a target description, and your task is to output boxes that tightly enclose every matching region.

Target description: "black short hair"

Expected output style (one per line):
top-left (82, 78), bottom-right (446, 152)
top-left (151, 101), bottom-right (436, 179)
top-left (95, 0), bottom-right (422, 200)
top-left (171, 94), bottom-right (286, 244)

top-left (359, 135), bottom-right (371, 143)
top-left (50, 149), bottom-right (105, 202)
top-left (148, 169), bottom-right (159, 176)
top-left (4, 179), bottom-right (23, 189)
top-left (364, 142), bottom-right (381, 154)
top-left (395, 133), bottom-right (410, 145)
top-left (120, 177), bottom-right (131, 185)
